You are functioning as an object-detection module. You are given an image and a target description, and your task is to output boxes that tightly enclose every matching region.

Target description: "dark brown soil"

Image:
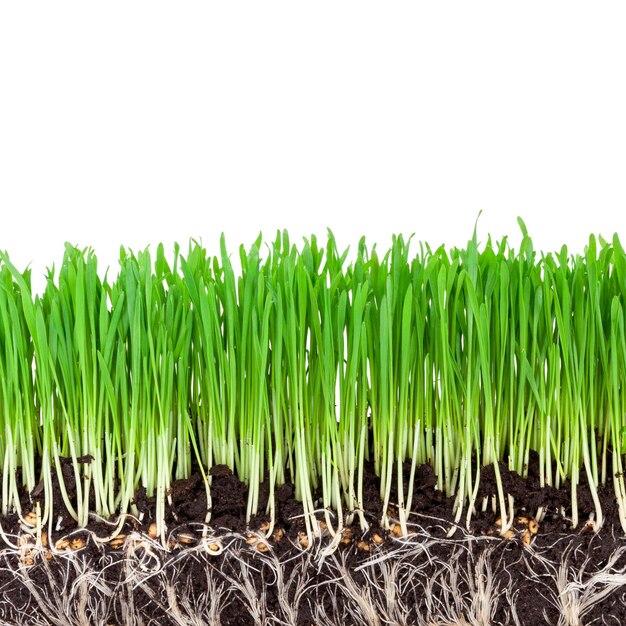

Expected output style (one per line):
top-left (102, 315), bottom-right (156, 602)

top-left (1, 455), bottom-right (626, 625)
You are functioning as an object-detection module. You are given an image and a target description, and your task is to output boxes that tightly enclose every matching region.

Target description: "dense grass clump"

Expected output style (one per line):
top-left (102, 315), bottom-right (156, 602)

top-left (1, 221), bottom-right (626, 544)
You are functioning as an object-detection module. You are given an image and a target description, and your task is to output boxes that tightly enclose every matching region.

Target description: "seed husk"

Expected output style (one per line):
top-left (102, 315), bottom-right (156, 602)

top-left (148, 523), bottom-right (158, 539)
top-left (390, 523), bottom-right (403, 537)
top-left (246, 535), bottom-right (259, 546)
top-left (521, 531), bottom-right (531, 545)
top-left (110, 535), bottom-right (126, 550)
top-left (341, 528), bottom-right (354, 545)
top-left (256, 541), bottom-right (269, 553)
top-left (23, 511), bottom-right (37, 527)
top-left (177, 532), bottom-right (196, 545)
top-left (207, 542), bottom-right (221, 554)
top-left (357, 540), bottom-right (370, 552)
top-left (272, 528), bottom-right (284, 542)
top-left (528, 519), bottom-right (539, 535)
top-left (55, 538), bottom-right (70, 551)
top-left (503, 529), bottom-right (515, 540)
top-left (298, 532), bottom-right (309, 549)
top-left (70, 537), bottom-right (86, 550)
top-left (372, 533), bottom-right (384, 545)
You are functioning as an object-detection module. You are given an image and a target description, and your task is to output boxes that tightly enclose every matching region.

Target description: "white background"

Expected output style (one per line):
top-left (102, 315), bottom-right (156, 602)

top-left (1, 2), bottom-right (625, 293)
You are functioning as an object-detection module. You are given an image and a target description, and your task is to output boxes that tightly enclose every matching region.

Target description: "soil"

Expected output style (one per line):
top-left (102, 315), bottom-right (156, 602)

top-left (1, 453), bottom-right (626, 625)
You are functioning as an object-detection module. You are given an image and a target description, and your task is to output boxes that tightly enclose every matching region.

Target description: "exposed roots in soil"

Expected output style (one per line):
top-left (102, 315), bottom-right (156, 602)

top-left (1, 520), bottom-right (626, 626)
top-left (1, 457), bottom-right (626, 625)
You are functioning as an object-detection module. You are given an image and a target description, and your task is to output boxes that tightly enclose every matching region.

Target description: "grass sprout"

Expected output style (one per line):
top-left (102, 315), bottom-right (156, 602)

top-left (0, 223), bottom-right (626, 543)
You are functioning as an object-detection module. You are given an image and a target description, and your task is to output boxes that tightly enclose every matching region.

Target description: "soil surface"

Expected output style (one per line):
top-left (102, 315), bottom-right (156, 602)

top-left (1, 453), bottom-right (626, 625)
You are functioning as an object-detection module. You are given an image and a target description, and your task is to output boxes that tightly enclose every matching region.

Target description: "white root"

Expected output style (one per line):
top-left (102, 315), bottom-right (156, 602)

top-left (0, 523), bottom-right (625, 625)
